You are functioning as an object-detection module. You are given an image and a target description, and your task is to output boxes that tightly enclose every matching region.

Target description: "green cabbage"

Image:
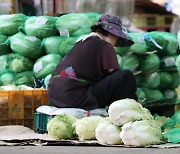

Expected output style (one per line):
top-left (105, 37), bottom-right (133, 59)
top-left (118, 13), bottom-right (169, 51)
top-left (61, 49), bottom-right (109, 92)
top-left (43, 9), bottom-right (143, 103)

top-left (22, 16), bottom-right (57, 39)
top-left (8, 53), bottom-right (34, 73)
top-left (171, 72), bottom-right (180, 89)
top-left (59, 36), bottom-right (78, 56)
top-left (114, 46), bottom-right (130, 55)
top-left (135, 74), bottom-right (143, 87)
top-left (95, 117), bottom-right (123, 145)
top-left (162, 89), bottom-right (178, 104)
top-left (160, 55), bottom-right (178, 71)
top-left (0, 54), bottom-right (9, 72)
top-left (142, 72), bottom-right (160, 89)
top-left (121, 54), bottom-right (139, 71)
top-left (12, 71), bottom-right (35, 86)
top-left (56, 13), bottom-right (91, 37)
top-left (74, 116), bottom-right (103, 140)
top-left (43, 36), bottom-right (62, 55)
top-left (136, 88), bottom-right (146, 101)
top-left (142, 88), bottom-right (164, 105)
top-left (128, 32), bottom-right (148, 54)
top-left (0, 14), bottom-right (27, 36)
top-left (47, 114), bottom-right (77, 140)
top-left (33, 54), bottom-right (62, 79)
top-left (138, 53), bottom-right (160, 74)
top-left (120, 120), bottom-right (164, 146)
top-left (83, 12), bottom-right (101, 26)
top-left (158, 72), bottom-right (173, 90)
top-left (0, 70), bottom-right (14, 86)
top-left (108, 98), bottom-right (153, 126)
top-left (0, 35), bottom-right (11, 56)
top-left (10, 32), bottom-right (43, 59)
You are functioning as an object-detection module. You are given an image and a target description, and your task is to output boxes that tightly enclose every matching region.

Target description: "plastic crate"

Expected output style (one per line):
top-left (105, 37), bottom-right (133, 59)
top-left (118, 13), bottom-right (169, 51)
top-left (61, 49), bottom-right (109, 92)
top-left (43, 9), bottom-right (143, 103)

top-left (34, 112), bottom-right (54, 134)
top-left (0, 90), bottom-right (48, 129)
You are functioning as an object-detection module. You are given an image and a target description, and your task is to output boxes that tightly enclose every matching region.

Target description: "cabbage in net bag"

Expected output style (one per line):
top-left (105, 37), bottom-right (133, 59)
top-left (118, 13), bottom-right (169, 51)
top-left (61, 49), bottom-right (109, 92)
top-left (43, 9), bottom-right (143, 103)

top-left (56, 13), bottom-right (91, 37)
top-left (0, 14), bottom-right (27, 36)
top-left (10, 32), bottom-right (43, 59)
top-left (8, 53), bottom-right (34, 73)
top-left (138, 53), bottom-right (160, 74)
top-left (20, 16), bottom-right (57, 39)
top-left (0, 54), bottom-right (9, 72)
top-left (12, 71), bottom-right (35, 86)
top-left (0, 35), bottom-right (11, 56)
top-left (128, 32), bottom-right (148, 54)
top-left (0, 70), bottom-right (14, 86)
top-left (33, 54), bottom-right (62, 79)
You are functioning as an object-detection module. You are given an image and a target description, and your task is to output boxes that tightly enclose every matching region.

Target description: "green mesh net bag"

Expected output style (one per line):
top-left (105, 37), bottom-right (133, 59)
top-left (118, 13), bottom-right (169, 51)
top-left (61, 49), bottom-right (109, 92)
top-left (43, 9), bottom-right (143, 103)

top-left (8, 53), bottom-right (34, 73)
top-left (160, 55), bottom-right (178, 72)
top-left (83, 12), bottom-right (101, 26)
top-left (59, 36), bottom-right (78, 56)
top-left (10, 32), bottom-right (43, 59)
top-left (33, 54), bottom-right (62, 79)
top-left (0, 35), bottom-right (11, 56)
top-left (121, 54), bottom-right (139, 72)
top-left (138, 53), bottom-right (160, 74)
top-left (142, 72), bottom-right (160, 89)
top-left (142, 88), bottom-right (164, 105)
top-left (20, 16), bottom-right (57, 39)
top-left (12, 71), bottom-right (35, 86)
top-left (128, 32), bottom-right (148, 54)
top-left (56, 13), bottom-right (91, 37)
top-left (43, 36), bottom-right (62, 55)
top-left (0, 70), bottom-right (14, 86)
top-left (0, 14), bottom-right (27, 36)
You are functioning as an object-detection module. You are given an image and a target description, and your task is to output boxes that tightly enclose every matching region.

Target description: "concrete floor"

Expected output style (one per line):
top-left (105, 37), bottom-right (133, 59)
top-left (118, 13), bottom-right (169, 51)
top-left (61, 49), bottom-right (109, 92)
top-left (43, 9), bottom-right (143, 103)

top-left (0, 146), bottom-right (179, 154)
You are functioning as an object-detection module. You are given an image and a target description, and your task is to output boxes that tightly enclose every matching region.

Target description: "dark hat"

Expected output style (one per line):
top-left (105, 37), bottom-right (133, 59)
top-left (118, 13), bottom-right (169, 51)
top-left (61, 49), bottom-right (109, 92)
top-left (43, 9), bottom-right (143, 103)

top-left (94, 14), bottom-right (134, 47)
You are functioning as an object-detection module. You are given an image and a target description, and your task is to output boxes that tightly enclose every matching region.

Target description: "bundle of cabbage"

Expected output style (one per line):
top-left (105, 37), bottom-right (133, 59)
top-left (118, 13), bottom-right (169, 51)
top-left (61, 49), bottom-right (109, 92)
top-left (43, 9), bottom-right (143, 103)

top-left (74, 116), bottom-right (103, 140)
top-left (21, 16), bottom-right (57, 39)
top-left (128, 32), bottom-right (148, 54)
top-left (8, 53), bottom-right (34, 73)
top-left (138, 53), bottom-right (160, 74)
top-left (33, 54), bottom-right (62, 79)
top-left (10, 32), bottom-right (43, 59)
top-left (56, 13), bottom-right (91, 37)
top-left (0, 35), bottom-right (11, 56)
top-left (95, 117), bottom-right (123, 145)
top-left (108, 99), bottom-right (153, 126)
top-left (120, 120), bottom-right (164, 146)
top-left (47, 114), bottom-right (77, 140)
top-left (0, 14), bottom-right (27, 36)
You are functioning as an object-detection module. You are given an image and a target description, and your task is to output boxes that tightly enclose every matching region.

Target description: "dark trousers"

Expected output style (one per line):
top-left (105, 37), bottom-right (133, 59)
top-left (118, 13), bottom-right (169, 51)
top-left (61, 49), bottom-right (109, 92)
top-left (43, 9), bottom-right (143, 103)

top-left (92, 70), bottom-right (138, 108)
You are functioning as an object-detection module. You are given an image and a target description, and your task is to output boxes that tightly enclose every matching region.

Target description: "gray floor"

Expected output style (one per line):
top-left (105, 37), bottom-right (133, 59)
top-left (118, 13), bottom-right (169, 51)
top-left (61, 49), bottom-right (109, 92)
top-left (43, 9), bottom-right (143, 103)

top-left (0, 146), bottom-right (179, 154)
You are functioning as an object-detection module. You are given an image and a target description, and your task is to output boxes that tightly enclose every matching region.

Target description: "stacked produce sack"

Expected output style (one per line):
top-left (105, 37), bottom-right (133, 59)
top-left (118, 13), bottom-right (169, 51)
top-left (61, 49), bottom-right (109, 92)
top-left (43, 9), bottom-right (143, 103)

top-left (47, 99), bottom-right (180, 146)
top-left (115, 31), bottom-right (180, 107)
top-left (0, 12), bottom-right (101, 88)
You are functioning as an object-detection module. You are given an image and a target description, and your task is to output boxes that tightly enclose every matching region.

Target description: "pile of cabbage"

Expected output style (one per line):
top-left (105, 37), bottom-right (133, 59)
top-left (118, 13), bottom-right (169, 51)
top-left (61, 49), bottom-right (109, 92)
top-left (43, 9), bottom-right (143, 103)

top-left (47, 99), bottom-right (169, 146)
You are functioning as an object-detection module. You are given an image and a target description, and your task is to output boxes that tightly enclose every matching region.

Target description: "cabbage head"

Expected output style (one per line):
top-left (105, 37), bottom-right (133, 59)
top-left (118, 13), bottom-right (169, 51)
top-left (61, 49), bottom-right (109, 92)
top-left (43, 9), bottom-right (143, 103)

top-left (0, 35), bottom-right (11, 56)
top-left (22, 16), bottom-right (57, 39)
top-left (0, 70), bottom-right (14, 86)
top-left (74, 116), bottom-right (103, 140)
top-left (121, 54), bottom-right (139, 71)
top-left (163, 89), bottom-right (178, 104)
top-left (158, 72), bottom-right (173, 90)
top-left (128, 32), bottom-right (148, 54)
top-left (120, 120), bottom-right (164, 146)
top-left (47, 114), bottom-right (77, 140)
top-left (136, 88), bottom-right (146, 101)
top-left (10, 32), bottom-right (43, 59)
top-left (108, 99), bottom-right (153, 126)
top-left (33, 54), bottom-right (62, 79)
top-left (142, 72), bottom-right (160, 89)
top-left (171, 72), bottom-right (180, 89)
top-left (56, 13), bottom-right (91, 37)
top-left (138, 53), bottom-right (160, 74)
top-left (8, 53), bottom-right (34, 73)
top-left (114, 46), bottom-right (130, 55)
top-left (0, 14), bottom-right (27, 36)
top-left (95, 117), bottom-right (122, 145)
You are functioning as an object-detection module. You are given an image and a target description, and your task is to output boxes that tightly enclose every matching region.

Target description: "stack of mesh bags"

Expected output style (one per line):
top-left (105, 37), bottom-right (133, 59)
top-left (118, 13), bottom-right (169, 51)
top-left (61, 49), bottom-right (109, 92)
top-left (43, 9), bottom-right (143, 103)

top-left (115, 31), bottom-right (180, 106)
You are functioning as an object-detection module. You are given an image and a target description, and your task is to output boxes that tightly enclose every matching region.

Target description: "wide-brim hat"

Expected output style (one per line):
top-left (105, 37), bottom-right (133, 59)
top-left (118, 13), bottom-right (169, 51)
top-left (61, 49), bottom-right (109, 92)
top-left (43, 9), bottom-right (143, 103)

top-left (94, 14), bottom-right (134, 47)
